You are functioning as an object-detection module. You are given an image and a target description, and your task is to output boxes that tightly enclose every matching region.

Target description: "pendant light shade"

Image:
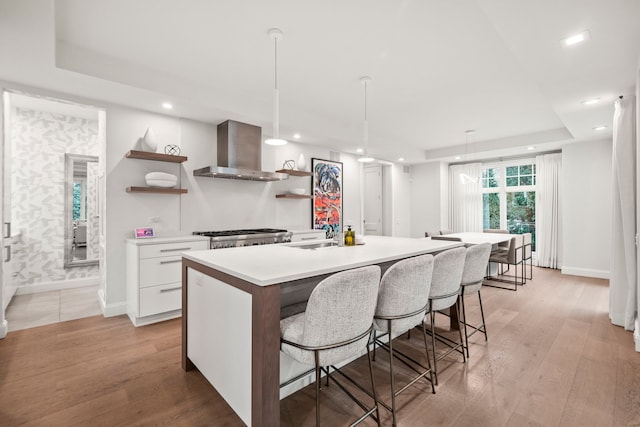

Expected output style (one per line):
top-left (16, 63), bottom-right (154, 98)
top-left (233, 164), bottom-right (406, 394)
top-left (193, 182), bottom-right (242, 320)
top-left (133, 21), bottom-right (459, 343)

top-left (265, 28), bottom-right (288, 146)
top-left (357, 76), bottom-right (374, 162)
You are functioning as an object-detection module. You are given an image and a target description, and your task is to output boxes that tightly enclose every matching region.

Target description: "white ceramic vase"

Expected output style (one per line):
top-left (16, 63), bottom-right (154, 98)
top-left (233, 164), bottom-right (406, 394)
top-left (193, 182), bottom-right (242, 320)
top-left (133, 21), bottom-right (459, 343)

top-left (297, 153), bottom-right (306, 171)
top-left (142, 127), bottom-right (158, 152)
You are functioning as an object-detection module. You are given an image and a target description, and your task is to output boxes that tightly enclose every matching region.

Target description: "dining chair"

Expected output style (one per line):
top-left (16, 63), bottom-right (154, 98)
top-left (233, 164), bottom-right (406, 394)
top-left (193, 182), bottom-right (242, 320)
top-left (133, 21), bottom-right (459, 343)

top-left (522, 232), bottom-right (533, 280)
top-left (371, 254), bottom-right (435, 426)
top-left (439, 229), bottom-right (453, 235)
top-left (430, 236), bottom-right (462, 242)
top-left (280, 265), bottom-right (382, 426)
top-left (486, 236), bottom-right (524, 291)
top-left (424, 247), bottom-right (467, 384)
top-left (425, 231), bottom-right (441, 237)
top-left (459, 243), bottom-right (491, 357)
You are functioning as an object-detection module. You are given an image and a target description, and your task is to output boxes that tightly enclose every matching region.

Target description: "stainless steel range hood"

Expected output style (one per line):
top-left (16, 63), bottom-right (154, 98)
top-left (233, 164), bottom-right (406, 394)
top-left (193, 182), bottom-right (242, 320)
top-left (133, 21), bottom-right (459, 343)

top-left (193, 120), bottom-right (288, 181)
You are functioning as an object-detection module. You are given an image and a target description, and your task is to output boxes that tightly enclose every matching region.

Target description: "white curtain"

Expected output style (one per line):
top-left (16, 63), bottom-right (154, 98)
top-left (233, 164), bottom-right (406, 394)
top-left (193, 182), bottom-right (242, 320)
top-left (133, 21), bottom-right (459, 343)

top-left (448, 163), bottom-right (482, 232)
top-left (610, 96), bottom-right (637, 331)
top-left (535, 153), bottom-right (562, 268)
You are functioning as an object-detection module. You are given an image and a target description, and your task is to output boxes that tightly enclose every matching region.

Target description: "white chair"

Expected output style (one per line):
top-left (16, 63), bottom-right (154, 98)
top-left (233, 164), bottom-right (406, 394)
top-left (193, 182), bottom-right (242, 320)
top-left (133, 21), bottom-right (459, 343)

top-left (425, 247), bottom-right (467, 384)
top-left (371, 254), bottom-right (435, 426)
top-left (280, 265), bottom-right (381, 427)
top-left (459, 243), bottom-right (491, 357)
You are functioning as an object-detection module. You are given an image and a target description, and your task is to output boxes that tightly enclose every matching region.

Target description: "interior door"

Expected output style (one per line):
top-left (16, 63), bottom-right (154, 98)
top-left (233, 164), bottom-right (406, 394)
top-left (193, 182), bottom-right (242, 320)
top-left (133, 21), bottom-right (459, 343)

top-left (363, 164), bottom-right (382, 235)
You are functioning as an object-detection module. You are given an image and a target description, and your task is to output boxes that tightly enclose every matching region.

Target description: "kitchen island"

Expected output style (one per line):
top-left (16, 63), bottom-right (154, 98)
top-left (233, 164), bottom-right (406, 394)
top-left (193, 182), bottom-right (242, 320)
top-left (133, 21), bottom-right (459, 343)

top-left (181, 235), bottom-right (462, 427)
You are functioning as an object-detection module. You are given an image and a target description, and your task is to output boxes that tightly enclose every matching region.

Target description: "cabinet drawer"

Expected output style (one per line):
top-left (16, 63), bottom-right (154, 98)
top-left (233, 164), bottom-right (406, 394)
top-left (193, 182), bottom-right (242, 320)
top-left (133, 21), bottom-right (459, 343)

top-left (140, 256), bottom-right (183, 287)
top-left (139, 240), bottom-right (208, 259)
top-left (139, 282), bottom-right (182, 317)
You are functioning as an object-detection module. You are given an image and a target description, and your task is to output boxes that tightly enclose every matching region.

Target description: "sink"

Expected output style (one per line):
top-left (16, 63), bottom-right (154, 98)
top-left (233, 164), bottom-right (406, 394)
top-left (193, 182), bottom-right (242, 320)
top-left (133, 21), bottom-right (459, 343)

top-left (293, 241), bottom-right (338, 249)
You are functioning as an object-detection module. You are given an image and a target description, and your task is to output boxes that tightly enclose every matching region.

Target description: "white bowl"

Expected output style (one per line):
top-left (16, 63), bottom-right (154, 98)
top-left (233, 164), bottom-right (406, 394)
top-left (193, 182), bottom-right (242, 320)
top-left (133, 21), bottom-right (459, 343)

top-left (288, 188), bottom-right (306, 195)
top-left (145, 172), bottom-right (177, 188)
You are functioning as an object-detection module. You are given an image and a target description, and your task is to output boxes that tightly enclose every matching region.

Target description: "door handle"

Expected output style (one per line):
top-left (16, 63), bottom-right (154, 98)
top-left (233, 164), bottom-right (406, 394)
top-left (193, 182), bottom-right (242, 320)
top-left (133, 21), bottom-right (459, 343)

top-left (4, 245), bottom-right (11, 262)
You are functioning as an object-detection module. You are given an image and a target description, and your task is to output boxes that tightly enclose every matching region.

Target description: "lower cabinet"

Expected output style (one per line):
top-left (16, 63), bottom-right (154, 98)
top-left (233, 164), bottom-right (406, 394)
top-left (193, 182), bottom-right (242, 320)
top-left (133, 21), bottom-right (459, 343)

top-left (127, 236), bottom-right (209, 327)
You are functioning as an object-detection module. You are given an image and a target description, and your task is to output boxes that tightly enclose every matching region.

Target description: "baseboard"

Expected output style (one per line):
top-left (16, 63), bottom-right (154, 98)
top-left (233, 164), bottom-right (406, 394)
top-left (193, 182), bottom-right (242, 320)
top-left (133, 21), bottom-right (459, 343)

top-left (0, 319), bottom-right (7, 339)
top-left (127, 310), bottom-right (181, 327)
top-left (98, 289), bottom-right (127, 317)
top-left (16, 277), bottom-right (100, 295)
top-left (560, 266), bottom-right (610, 279)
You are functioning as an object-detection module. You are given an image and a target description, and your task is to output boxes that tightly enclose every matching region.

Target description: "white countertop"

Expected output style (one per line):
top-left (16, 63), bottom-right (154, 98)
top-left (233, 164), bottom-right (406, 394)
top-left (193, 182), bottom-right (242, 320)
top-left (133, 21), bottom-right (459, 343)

top-left (183, 235), bottom-right (462, 286)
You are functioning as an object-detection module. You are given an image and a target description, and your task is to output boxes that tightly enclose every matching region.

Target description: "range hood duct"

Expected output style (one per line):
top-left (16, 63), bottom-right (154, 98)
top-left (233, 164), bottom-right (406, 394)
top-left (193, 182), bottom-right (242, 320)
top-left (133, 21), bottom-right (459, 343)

top-left (193, 120), bottom-right (288, 181)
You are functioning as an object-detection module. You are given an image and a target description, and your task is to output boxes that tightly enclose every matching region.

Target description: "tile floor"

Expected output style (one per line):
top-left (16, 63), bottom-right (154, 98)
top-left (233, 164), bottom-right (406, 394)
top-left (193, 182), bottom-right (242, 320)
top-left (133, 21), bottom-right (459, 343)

top-left (5, 285), bottom-right (102, 332)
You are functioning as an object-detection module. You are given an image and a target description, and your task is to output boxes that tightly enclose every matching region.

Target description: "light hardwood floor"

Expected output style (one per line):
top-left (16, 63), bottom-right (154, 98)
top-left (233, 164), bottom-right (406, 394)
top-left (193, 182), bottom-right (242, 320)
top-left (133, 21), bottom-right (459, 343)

top-left (0, 268), bottom-right (638, 426)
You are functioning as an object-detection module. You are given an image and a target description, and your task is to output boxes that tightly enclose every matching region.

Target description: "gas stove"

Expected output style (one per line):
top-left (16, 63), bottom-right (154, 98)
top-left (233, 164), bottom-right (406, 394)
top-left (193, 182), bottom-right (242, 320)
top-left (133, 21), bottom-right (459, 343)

top-left (193, 228), bottom-right (292, 249)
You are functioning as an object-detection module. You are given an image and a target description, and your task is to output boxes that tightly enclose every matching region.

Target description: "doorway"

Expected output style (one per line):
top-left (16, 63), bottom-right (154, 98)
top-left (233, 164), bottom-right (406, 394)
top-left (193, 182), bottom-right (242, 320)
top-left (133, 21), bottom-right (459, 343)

top-left (362, 163), bottom-right (393, 236)
top-left (1, 91), bottom-right (105, 332)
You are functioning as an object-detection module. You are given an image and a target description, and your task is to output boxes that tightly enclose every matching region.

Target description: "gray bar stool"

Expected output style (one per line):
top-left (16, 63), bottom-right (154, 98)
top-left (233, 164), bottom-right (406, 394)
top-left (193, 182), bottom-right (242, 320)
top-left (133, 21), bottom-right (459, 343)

top-left (459, 243), bottom-right (491, 357)
top-left (280, 265), bottom-right (381, 427)
top-left (425, 247), bottom-right (467, 384)
top-left (371, 254), bottom-right (435, 427)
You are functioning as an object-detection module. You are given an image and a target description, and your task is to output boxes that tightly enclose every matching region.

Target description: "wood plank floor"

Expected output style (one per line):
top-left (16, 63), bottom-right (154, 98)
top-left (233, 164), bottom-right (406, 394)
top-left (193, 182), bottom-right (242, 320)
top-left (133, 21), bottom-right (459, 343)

top-left (0, 267), bottom-right (638, 426)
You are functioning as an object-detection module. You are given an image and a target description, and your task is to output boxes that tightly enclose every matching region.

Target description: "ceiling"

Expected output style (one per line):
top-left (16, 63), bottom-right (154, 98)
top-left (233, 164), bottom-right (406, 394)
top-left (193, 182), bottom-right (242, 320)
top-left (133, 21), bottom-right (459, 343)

top-left (1, 0), bottom-right (638, 164)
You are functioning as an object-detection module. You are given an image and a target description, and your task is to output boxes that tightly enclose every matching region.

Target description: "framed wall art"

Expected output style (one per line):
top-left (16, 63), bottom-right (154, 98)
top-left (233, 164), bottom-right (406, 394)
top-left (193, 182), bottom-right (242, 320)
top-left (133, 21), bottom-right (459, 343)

top-left (311, 158), bottom-right (343, 239)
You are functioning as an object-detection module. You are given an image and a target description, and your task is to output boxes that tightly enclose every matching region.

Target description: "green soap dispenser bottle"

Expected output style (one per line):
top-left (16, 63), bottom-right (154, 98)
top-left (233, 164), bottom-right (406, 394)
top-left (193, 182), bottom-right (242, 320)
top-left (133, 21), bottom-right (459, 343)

top-left (345, 225), bottom-right (355, 246)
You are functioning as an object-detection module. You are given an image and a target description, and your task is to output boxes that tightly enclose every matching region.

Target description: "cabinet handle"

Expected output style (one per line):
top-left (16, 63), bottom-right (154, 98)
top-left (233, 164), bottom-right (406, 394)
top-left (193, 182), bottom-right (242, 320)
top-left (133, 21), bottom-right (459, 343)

top-left (4, 245), bottom-right (10, 263)
top-left (160, 259), bottom-right (182, 264)
top-left (300, 237), bottom-right (318, 241)
top-left (160, 287), bottom-right (181, 293)
top-left (160, 247), bottom-right (191, 252)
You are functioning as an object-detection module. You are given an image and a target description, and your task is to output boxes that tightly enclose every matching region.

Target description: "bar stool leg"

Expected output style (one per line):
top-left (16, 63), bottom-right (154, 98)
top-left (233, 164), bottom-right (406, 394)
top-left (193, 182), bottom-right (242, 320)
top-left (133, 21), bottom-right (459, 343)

top-left (387, 319), bottom-right (398, 427)
top-left (461, 293), bottom-right (470, 358)
top-left (366, 340), bottom-right (381, 427)
top-left (478, 291), bottom-right (488, 341)
top-left (429, 309), bottom-right (438, 385)
top-left (314, 351), bottom-right (321, 427)
top-left (420, 322), bottom-right (436, 394)
top-left (454, 304), bottom-right (466, 364)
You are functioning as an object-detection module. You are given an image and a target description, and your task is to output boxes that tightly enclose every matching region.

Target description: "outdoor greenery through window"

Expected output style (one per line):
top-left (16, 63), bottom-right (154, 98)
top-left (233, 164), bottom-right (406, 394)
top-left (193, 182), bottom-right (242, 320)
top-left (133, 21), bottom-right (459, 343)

top-left (482, 160), bottom-right (536, 250)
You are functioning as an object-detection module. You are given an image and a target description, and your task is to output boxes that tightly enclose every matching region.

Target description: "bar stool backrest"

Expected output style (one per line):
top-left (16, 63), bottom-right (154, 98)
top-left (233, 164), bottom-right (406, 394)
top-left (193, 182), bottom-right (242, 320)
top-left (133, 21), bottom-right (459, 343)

top-left (461, 243), bottom-right (491, 294)
top-left (301, 265), bottom-right (381, 366)
top-left (430, 247), bottom-right (466, 311)
top-left (374, 254), bottom-right (434, 334)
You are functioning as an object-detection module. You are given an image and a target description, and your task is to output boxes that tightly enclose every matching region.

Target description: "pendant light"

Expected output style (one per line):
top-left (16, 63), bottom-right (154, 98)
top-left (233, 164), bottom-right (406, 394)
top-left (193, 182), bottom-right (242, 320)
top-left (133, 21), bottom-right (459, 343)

top-left (265, 28), bottom-right (287, 146)
top-left (459, 129), bottom-right (480, 184)
top-left (357, 76), bottom-right (375, 162)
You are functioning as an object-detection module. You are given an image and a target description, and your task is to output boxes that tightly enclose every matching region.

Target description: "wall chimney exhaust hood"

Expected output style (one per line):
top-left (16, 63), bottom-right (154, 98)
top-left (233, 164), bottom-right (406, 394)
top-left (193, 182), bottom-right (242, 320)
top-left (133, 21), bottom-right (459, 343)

top-left (193, 120), bottom-right (288, 181)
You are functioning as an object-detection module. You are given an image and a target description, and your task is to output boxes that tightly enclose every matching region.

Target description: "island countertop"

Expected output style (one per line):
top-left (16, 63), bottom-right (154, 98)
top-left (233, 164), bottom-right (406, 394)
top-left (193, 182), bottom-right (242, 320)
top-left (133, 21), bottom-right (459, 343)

top-left (182, 235), bottom-right (462, 286)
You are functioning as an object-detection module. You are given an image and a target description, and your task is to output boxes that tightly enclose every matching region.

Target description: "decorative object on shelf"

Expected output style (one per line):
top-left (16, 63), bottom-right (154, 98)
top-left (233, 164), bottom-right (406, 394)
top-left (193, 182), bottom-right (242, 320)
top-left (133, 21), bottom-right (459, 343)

top-left (357, 76), bottom-right (375, 163)
top-left (145, 172), bottom-right (177, 188)
top-left (282, 159), bottom-right (295, 170)
top-left (264, 28), bottom-right (287, 146)
top-left (141, 127), bottom-right (158, 152)
top-left (164, 144), bottom-right (181, 156)
top-left (134, 227), bottom-right (155, 238)
top-left (297, 153), bottom-right (307, 171)
top-left (312, 158), bottom-right (343, 239)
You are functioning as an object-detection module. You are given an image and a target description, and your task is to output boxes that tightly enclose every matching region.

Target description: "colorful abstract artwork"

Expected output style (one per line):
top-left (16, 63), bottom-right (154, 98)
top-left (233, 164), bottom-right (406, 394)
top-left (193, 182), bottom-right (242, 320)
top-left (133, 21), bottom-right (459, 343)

top-left (311, 158), bottom-right (343, 239)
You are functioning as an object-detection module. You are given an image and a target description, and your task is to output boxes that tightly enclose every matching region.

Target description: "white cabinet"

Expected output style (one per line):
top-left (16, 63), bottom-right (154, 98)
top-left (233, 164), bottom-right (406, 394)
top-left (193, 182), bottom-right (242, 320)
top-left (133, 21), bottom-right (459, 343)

top-left (289, 229), bottom-right (327, 243)
top-left (127, 236), bottom-right (209, 326)
top-left (2, 233), bottom-right (23, 312)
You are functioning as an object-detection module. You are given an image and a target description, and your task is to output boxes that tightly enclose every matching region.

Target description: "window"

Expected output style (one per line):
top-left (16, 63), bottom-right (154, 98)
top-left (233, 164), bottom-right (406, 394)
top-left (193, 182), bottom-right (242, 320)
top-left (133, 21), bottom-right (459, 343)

top-left (482, 160), bottom-right (536, 250)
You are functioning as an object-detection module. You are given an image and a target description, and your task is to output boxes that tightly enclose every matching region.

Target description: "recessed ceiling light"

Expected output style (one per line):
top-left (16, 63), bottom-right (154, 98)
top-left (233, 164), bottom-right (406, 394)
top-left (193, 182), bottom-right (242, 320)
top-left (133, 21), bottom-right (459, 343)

top-left (293, 133), bottom-right (301, 139)
top-left (398, 158), bottom-right (404, 162)
top-left (356, 148), bottom-right (364, 153)
top-left (454, 156), bottom-right (461, 160)
top-left (562, 30), bottom-right (590, 47)
top-left (162, 102), bottom-right (173, 109)
top-left (593, 125), bottom-right (608, 131)
top-left (581, 98), bottom-right (600, 106)
top-left (527, 146), bottom-right (535, 150)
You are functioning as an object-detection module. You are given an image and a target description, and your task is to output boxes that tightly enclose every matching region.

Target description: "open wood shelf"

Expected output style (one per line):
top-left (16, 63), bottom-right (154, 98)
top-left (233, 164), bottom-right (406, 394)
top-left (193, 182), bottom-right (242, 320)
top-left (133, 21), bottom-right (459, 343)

top-left (125, 150), bottom-right (187, 163)
top-left (126, 187), bottom-right (188, 194)
top-left (275, 169), bottom-right (312, 177)
top-left (275, 194), bottom-right (312, 199)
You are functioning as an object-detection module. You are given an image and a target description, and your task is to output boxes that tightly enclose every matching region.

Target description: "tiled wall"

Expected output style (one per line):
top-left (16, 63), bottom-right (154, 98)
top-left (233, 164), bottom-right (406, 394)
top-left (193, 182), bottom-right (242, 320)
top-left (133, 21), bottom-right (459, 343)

top-left (10, 107), bottom-right (99, 288)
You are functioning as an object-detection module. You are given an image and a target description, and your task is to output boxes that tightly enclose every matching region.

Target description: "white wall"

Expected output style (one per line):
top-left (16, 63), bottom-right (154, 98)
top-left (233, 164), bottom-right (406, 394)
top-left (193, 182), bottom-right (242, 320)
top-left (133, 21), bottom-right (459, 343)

top-left (409, 162), bottom-right (449, 238)
top-left (391, 164), bottom-right (411, 237)
top-left (562, 139), bottom-right (613, 278)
